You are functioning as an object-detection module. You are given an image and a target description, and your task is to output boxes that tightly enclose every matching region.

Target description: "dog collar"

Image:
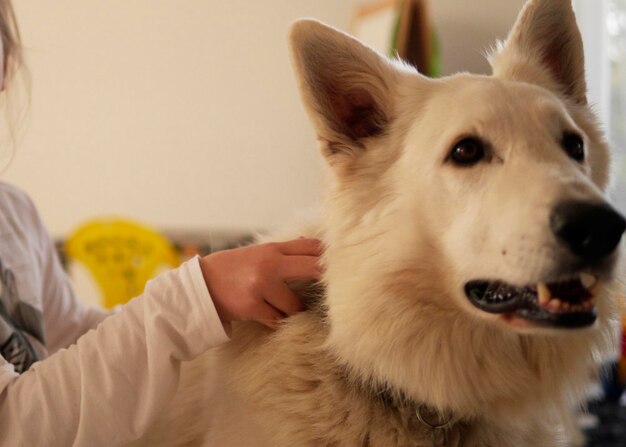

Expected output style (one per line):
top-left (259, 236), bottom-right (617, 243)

top-left (337, 363), bottom-right (463, 447)
top-left (415, 406), bottom-right (459, 447)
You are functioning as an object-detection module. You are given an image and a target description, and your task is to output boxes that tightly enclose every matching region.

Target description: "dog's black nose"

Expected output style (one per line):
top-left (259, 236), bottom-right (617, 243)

top-left (551, 200), bottom-right (626, 263)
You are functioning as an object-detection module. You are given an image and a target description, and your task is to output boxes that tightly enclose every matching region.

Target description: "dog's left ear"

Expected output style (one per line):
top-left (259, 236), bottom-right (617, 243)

top-left (491, 0), bottom-right (587, 104)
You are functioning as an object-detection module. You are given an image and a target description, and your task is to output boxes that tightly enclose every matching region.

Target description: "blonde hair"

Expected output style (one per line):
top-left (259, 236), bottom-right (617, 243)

top-left (0, 0), bottom-right (21, 85)
top-left (0, 0), bottom-right (27, 168)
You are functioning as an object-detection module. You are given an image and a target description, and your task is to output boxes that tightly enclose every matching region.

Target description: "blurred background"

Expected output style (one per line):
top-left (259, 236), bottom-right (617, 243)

top-left (5, 0), bottom-right (529, 239)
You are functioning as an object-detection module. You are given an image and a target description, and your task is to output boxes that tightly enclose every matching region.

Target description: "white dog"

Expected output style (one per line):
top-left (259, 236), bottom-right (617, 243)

top-left (134, 0), bottom-right (626, 445)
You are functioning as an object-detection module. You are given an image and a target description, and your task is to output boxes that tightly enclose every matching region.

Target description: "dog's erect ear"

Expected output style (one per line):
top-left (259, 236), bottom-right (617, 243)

top-left (289, 19), bottom-right (397, 154)
top-left (491, 0), bottom-right (587, 104)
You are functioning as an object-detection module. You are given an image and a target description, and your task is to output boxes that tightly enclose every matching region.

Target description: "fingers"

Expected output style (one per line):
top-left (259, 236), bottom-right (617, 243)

top-left (255, 302), bottom-right (285, 329)
top-left (263, 281), bottom-right (305, 316)
top-left (273, 238), bottom-right (323, 282)
top-left (277, 256), bottom-right (322, 281)
top-left (276, 238), bottom-right (322, 256)
top-left (254, 279), bottom-right (305, 329)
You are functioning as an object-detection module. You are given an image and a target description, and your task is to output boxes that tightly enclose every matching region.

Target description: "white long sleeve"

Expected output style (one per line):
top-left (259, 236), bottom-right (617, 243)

top-left (0, 256), bottom-right (230, 446)
top-left (0, 182), bottom-right (230, 446)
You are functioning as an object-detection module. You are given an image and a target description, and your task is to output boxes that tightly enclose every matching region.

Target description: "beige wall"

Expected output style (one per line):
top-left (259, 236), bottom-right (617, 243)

top-left (4, 1), bottom-right (527, 238)
top-left (431, 0), bottom-right (527, 75)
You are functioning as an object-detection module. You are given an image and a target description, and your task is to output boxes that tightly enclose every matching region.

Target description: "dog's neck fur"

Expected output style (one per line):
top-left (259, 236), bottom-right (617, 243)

top-left (340, 360), bottom-right (468, 443)
top-left (227, 311), bottom-right (470, 446)
top-left (225, 304), bottom-right (571, 445)
top-left (258, 282), bottom-right (465, 443)
top-left (302, 283), bottom-right (464, 427)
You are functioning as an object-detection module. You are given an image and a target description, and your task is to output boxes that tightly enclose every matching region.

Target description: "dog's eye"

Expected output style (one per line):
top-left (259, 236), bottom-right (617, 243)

top-left (449, 138), bottom-right (485, 166)
top-left (562, 133), bottom-right (585, 162)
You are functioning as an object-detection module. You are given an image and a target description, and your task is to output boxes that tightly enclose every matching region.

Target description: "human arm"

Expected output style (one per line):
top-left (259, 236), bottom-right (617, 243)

top-left (0, 256), bottom-right (230, 446)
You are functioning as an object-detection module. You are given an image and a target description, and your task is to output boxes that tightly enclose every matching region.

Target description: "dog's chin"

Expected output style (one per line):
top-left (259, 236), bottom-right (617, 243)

top-left (463, 272), bottom-right (601, 331)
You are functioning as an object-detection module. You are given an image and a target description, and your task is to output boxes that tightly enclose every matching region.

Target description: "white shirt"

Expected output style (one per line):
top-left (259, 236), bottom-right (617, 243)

top-left (0, 182), bottom-right (230, 446)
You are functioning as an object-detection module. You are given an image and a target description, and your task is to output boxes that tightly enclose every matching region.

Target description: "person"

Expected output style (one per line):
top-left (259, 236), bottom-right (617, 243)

top-left (0, 1), bottom-right (322, 445)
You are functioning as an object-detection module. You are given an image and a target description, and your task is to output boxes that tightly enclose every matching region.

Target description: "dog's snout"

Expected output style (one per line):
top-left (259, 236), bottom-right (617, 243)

top-left (550, 200), bottom-right (626, 263)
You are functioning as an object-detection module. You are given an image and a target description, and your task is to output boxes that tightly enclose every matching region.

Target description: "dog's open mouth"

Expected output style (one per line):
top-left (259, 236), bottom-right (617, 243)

top-left (464, 273), bottom-right (597, 328)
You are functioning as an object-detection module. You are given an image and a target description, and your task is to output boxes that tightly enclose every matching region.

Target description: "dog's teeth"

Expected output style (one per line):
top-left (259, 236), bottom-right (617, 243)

top-left (537, 282), bottom-right (551, 305)
top-left (580, 273), bottom-right (597, 289)
top-left (561, 302), bottom-right (570, 311)
top-left (571, 305), bottom-right (583, 312)
top-left (549, 298), bottom-right (562, 310)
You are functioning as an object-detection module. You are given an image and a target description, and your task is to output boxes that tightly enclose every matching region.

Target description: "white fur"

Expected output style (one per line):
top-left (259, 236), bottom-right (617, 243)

top-left (131, 1), bottom-right (623, 446)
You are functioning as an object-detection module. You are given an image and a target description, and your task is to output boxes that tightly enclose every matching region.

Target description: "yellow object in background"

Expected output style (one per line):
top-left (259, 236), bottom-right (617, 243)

top-left (65, 219), bottom-right (181, 308)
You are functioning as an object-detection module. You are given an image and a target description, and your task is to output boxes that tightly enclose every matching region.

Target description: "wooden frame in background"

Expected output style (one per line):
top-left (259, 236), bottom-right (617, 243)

top-left (351, 0), bottom-right (431, 75)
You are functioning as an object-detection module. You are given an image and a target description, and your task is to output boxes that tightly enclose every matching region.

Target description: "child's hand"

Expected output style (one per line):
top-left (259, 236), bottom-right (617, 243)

top-left (199, 238), bottom-right (322, 329)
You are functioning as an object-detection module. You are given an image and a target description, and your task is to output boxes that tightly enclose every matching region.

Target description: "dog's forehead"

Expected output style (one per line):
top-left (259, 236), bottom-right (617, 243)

top-left (420, 75), bottom-right (576, 135)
